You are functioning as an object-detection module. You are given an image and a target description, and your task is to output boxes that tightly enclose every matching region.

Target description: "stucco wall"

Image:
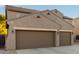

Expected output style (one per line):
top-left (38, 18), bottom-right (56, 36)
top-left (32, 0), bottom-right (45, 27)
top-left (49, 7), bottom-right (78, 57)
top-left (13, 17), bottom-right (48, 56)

top-left (5, 25), bottom-right (16, 50)
top-left (72, 19), bottom-right (79, 35)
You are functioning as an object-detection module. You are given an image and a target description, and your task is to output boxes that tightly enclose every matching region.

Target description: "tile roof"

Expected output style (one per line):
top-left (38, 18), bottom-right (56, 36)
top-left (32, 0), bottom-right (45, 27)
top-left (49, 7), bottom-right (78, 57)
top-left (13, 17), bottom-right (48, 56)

top-left (9, 13), bottom-right (61, 30)
top-left (6, 5), bottom-right (39, 14)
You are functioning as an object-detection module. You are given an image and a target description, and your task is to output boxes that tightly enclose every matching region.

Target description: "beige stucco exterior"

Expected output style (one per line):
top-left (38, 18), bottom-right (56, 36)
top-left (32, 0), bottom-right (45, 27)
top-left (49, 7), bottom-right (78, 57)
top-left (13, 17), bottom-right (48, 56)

top-left (72, 18), bottom-right (79, 35)
top-left (6, 13), bottom-right (60, 50)
top-left (72, 18), bottom-right (79, 42)
top-left (5, 25), bottom-right (16, 50)
top-left (6, 6), bottom-right (74, 50)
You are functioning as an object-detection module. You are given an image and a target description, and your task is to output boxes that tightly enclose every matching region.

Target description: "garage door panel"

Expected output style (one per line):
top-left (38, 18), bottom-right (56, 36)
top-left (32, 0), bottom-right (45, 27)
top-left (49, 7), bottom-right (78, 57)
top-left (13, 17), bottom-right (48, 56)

top-left (60, 32), bottom-right (71, 46)
top-left (16, 30), bottom-right (55, 49)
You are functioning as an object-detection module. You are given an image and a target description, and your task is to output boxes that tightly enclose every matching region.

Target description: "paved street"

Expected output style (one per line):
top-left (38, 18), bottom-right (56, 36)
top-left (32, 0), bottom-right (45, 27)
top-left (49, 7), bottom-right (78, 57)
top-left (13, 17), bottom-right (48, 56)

top-left (0, 44), bottom-right (79, 54)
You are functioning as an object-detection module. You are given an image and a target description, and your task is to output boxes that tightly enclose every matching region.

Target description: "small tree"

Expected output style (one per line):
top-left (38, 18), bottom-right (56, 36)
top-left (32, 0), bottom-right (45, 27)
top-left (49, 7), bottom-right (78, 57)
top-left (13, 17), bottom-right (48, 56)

top-left (0, 14), bottom-right (6, 35)
top-left (0, 15), bottom-right (5, 21)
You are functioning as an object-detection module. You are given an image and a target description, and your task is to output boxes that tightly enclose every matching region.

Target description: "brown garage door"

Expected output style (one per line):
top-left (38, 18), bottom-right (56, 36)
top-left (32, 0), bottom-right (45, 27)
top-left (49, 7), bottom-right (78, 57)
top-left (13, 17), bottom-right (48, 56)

top-left (16, 30), bottom-right (56, 49)
top-left (59, 32), bottom-right (71, 46)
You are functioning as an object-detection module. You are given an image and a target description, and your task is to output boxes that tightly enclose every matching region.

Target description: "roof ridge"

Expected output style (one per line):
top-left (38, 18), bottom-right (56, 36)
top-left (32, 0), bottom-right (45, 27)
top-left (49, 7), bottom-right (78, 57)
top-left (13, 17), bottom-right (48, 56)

top-left (6, 5), bottom-right (39, 12)
top-left (49, 11), bottom-right (74, 27)
top-left (63, 16), bottom-right (73, 20)
top-left (7, 10), bottom-right (47, 21)
top-left (75, 17), bottom-right (79, 20)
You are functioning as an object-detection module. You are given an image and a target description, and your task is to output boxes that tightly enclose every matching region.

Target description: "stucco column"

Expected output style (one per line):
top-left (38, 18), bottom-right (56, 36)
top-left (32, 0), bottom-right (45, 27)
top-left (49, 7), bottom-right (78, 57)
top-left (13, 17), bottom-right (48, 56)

top-left (55, 31), bottom-right (60, 47)
top-left (5, 26), bottom-right (16, 50)
top-left (71, 32), bottom-right (74, 45)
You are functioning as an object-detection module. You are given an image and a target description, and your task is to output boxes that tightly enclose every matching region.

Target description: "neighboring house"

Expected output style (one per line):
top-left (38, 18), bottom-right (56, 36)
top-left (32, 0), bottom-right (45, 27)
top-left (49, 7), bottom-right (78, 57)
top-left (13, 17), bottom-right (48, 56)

top-left (72, 18), bottom-right (79, 41)
top-left (5, 6), bottom-right (74, 50)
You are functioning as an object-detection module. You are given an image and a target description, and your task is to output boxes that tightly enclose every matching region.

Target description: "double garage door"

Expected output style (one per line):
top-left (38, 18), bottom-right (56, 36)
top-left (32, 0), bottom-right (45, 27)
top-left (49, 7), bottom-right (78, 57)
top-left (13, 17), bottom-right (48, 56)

top-left (16, 30), bottom-right (56, 49)
top-left (59, 32), bottom-right (71, 46)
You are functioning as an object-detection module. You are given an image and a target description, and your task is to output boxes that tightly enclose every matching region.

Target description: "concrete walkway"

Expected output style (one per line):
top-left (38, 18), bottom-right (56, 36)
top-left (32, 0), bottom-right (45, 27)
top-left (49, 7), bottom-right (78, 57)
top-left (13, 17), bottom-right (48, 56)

top-left (0, 44), bottom-right (79, 54)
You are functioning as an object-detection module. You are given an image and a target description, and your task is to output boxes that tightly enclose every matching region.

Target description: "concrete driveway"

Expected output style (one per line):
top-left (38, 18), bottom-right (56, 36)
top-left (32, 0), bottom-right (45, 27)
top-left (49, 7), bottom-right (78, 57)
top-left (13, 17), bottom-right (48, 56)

top-left (16, 44), bottom-right (79, 54)
top-left (0, 44), bottom-right (79, 54)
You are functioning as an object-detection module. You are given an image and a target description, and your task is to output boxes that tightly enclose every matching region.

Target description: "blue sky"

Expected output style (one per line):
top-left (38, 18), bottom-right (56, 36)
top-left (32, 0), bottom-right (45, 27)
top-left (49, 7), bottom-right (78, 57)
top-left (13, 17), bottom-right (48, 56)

top-left (0, 5), bottom-right (79, 18)
top-left (0, 5), bottom-right (5, 15)
top-left (15, 5), bottom-right (79, 18)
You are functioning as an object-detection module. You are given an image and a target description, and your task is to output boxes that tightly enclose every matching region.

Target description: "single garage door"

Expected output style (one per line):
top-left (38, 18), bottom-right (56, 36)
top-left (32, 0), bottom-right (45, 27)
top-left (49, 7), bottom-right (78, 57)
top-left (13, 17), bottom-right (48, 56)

top-left (16, 30), bottom-right (56, 49)
top-left (59, 32), bottom-right (71, 46)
